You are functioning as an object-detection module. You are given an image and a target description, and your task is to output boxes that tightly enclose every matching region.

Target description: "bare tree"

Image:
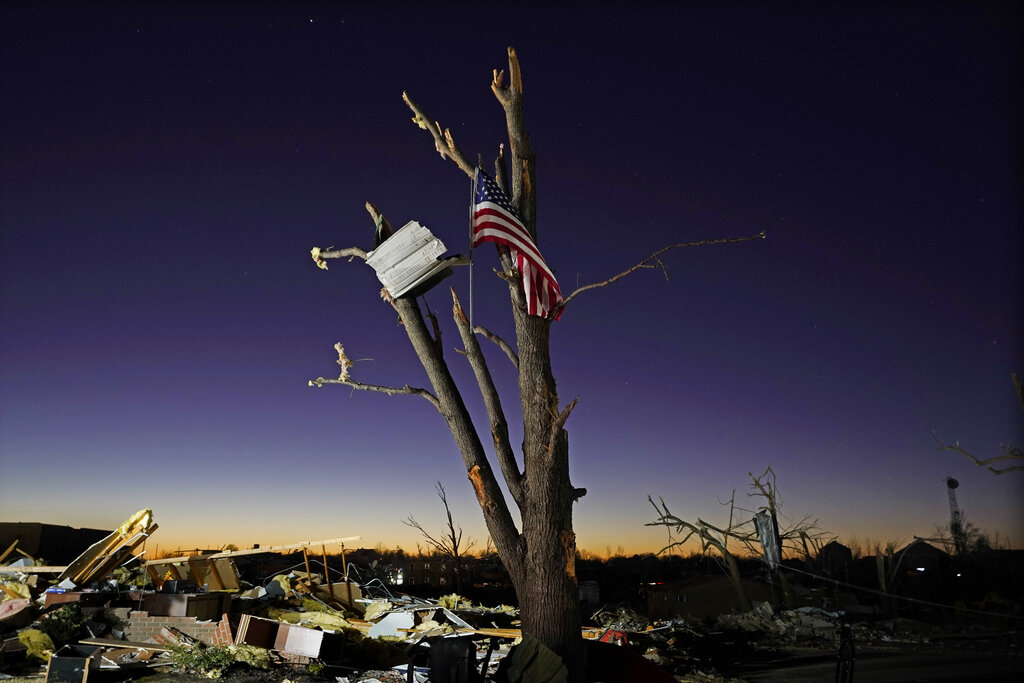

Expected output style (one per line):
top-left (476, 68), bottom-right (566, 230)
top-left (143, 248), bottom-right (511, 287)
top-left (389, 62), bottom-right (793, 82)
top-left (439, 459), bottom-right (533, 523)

top-left (308, 48), bottom-right (762, 678)
top-left (647, 494), bottom-right (753, 611)
top-left (933, 373), bottom-right (1024, 475)
top-left (747, 467), bottom-right (833, 562)
top-left (403, 482), bottom-right (476, 594)
top-left (648, 467), bottom-right (833, 609)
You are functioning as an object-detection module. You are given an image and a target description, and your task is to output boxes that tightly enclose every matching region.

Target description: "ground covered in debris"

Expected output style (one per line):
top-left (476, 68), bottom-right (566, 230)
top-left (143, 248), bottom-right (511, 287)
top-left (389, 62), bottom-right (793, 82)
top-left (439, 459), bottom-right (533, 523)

top-left (3, 597), bottom-right (1020, 682)
top-left (2, 510), bottom-right (1021, 682)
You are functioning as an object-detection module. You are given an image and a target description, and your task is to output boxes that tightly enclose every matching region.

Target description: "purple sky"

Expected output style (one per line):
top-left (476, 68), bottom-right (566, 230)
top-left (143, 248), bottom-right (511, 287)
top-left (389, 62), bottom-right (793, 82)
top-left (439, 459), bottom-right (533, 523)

top-left (2, 1), bottom-right (1021, 557)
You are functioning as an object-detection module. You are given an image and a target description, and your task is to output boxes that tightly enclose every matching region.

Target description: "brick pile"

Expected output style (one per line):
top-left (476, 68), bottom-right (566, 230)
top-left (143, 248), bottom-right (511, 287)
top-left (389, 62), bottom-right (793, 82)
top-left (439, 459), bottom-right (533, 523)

top-left (125, 611), bottom-right (233, 646)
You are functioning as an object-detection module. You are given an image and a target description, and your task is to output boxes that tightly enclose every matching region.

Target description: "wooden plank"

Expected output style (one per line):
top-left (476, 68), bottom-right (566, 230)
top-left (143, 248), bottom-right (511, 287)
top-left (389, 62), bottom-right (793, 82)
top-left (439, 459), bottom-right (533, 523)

top-left (0, 565), bottom-right (66, 573)
top-left (77, 638), bottom-right (172, 653)
top-left (321, 546), bottom-right (334, 602)
top-left (144, 565), bottom-right (162, 587)
top-left (425, 626), bottom-right (606, 640)
top-left (0, 540), bottom-right (18, 565)
top-left (75, 529), bottom-right (155, 586)
top-left (340, 544), bottom-right (352, 609)
top-left (186, 558), bottom-right (204, 585)
top-left (58, 510), bottom-right (156, 587)
top-left (0, 585), bottom-right (22, 599)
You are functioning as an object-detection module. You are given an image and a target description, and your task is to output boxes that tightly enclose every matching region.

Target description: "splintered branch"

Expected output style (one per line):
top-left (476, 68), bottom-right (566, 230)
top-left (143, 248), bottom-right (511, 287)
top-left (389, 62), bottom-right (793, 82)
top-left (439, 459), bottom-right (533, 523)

top-left (403, 92), bottom-right (474, 177)
top-left (310, 203), bottom-right (400, 269)
top-left (646, 496), bottom-right (731, 555)
top-left (494, 144), bottom-right (508, 196)
top-left (474, 325), bottom-right (519, 370)
top-left (452, 290), bottom-right (524, 504)
top-left (308, 342), bottom-right (439, 410)
top-left (546, 397), bottom-right (578, 455)
top-left (557, 231), bottom-right (767, 314)
top-left (310, 245), bottom-right (366, 269)
top-left (490, 47), bottom-right (534, 237)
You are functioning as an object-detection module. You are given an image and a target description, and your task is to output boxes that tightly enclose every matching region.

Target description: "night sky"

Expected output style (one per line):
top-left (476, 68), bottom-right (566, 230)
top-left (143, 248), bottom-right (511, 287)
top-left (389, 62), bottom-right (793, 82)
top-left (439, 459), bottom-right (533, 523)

top-left (2, 1), bottom-right (1021, 557)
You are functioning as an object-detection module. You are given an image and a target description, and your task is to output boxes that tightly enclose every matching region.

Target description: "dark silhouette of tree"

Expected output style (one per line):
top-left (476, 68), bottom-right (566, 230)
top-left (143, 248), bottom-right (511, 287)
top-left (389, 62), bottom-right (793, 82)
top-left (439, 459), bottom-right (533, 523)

top-left (403, 482), bottom-right (476, 594)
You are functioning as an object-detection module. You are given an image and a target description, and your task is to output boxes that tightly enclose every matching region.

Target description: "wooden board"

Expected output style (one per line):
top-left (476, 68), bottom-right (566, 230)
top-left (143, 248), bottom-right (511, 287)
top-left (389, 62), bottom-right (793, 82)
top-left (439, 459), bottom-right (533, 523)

top-left (76, 638), bottom-right (172, 652)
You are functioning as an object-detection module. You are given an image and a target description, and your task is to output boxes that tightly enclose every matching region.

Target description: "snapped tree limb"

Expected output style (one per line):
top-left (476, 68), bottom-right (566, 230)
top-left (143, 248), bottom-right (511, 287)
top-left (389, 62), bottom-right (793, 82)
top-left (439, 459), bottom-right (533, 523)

top-left (452, 289), bottom-right (525, 505)
top-left (403, 92), bottom-right (475, 177)
top-left (307, 343), bottom-right (440, 409)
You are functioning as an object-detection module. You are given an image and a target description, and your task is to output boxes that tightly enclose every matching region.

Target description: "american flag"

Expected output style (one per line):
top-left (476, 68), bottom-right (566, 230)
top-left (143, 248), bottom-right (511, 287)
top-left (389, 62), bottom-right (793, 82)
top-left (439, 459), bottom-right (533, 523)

top-left (472, 168), bottom-right (563, 319)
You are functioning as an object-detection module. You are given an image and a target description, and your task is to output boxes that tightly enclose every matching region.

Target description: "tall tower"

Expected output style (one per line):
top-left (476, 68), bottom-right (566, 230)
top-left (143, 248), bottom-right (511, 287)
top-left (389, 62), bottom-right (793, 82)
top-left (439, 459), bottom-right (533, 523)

top-left (946, 477), bottom-right (966, 555)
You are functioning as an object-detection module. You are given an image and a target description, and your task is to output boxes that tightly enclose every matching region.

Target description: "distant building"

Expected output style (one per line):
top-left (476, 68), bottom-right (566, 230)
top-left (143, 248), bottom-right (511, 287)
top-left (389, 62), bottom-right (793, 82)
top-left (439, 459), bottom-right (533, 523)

top-left (647, 575), bottom-right (774, 620)
top-left (817, 540), bottom-right (854, 582)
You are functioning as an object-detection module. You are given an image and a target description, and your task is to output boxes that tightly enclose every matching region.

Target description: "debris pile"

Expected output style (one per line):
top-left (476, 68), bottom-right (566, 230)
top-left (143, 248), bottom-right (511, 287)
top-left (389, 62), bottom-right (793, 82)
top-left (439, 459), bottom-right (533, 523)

top-left (715, 602), bottom-right (839, 642)
top-left (0, 509), bottom-right (544, 682)
top-left (4, 510), bottom-right (1018, 682)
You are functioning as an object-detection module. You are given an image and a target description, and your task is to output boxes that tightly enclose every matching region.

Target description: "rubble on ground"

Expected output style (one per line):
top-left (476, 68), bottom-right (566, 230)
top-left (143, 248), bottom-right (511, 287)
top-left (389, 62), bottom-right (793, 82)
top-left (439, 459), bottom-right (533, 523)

top-left (2, 509), bottom-right (1020, 682)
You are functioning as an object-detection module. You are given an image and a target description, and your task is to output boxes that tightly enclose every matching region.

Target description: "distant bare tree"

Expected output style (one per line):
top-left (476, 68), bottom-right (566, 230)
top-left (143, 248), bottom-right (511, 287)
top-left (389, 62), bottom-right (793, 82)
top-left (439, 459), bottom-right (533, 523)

top-left (404, 481), bottom-right (476, 594)
top-left (648, 468), bottom-right (834, 609)
top-left (647, 494), bottom-right (753, 611)
top-left (934, 373), bottom-right (1024, 475)
top-left (748, 467), bottom-right (833, 561)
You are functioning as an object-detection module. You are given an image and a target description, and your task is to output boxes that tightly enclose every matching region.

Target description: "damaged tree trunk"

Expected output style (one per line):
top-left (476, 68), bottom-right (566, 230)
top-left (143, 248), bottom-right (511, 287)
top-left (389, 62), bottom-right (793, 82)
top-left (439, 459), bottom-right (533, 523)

top-left (310, 48), bottom-right (762, 681)
top-left (312, 49), bottom-right (585, 677)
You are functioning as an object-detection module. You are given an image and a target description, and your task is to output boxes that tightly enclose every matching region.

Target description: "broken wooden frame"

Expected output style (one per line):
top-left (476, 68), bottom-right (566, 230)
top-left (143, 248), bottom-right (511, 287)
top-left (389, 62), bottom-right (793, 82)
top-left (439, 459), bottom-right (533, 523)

top-left (56, 509), bottom-right (157, 589)
top-left (144, 536), bottom-right (360, 605)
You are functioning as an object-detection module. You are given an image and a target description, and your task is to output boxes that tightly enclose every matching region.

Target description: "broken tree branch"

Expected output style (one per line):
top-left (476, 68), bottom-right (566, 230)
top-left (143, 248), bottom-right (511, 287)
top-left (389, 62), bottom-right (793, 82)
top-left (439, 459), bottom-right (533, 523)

top-left (390, 291), bottom-right (525, 567)
top-left (646, 495), bottom-right (753, 609)
top-left (490, 47), bottom-right (534, 236)
top-left (308, 342), bottom-right (440, 408)
top-left (308, 375), bottom-right (439, 408)
top-left (309, 203), bottom-right (397, 269)
top-left (557, 231), bottom-right (766, 314)
top-left (405, 69), bottom-right (524, 310)
top-left (310, 245), bottom-right (366, 269)
top-left (453, 289), bottom-right (525, 505)
top-left (403, 91), bottom-right (475, 177)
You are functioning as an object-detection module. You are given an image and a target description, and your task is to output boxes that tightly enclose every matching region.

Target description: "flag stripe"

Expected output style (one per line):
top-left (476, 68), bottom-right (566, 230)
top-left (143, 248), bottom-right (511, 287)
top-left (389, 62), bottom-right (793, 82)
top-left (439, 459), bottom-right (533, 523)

top-left (473, 225), bottom-right (557, 283)
top-left (471, 168), bottom-right (563, 319)
top-left (473, 205), bottom-right (557, 281)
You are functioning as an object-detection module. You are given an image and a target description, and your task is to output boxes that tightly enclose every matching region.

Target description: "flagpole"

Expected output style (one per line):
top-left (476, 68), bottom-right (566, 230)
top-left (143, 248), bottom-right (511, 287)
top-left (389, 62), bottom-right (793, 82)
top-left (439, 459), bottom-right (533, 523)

top-left (468, 168), bottom-right (478, 329)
